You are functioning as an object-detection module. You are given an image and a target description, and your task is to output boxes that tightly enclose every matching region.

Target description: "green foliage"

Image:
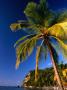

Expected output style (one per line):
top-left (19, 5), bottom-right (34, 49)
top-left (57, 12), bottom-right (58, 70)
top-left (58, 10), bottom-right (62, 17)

top-left (57, 38), bottom-right (67, 58)
top-left (50, 36), bottom-right (67, 58)
top-left (56, 10), bottom-right (67, 23)
top-left (24, 2), bottom-right (41, 24)
top-left (10, 0), bottom-right (67, 86)
top-left (48, 10), bottom-right (67, 27)
top-left (38, 45), bottom-right (48, 61)
top-left (23, 64), bottom-right (67, 87)
top-left (48, 24), bottom-right (65, 40)
top-left (15, 35), bottom-right (40, 68)
top-left (10, 21), bottom-right (30, 31)
top-left (48, 42), bottom-right (59, 64)
top-left (39, 0), bottom-right (54, 27)
top-left (14, 34), bottom-right (36, 47)
top-left (24, 0), bottom-right (54, 27)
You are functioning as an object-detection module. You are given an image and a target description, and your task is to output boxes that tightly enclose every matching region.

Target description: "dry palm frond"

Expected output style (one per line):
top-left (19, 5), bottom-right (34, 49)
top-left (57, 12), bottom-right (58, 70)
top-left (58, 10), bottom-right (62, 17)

top-left (10, 23), bottom-right (21, 31)
top-left (15, 56), bottom-right (20, 69)
top-left (10, 21), bottom-right (30, 31)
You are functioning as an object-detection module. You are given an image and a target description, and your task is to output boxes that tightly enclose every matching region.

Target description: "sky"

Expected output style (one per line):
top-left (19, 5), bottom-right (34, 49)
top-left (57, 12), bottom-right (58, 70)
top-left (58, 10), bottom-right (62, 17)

top-left (0, 0), bottom-right (67, 86)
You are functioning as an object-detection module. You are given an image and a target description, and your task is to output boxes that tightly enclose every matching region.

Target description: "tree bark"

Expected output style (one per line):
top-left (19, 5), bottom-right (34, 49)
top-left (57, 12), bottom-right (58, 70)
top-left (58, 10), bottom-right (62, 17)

top-left (44, 38), bottom-right (64, 90)
top-left (35, 47), bottom-right (40, 82)
top-left (47, 42), bottom-right (64, 90)
top-left (35, 58), bottom-right (38, 82)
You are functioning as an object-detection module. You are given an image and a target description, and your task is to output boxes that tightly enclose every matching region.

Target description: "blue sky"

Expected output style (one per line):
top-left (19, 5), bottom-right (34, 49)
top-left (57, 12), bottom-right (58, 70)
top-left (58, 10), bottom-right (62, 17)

top-left (0, 0), bottom-right (67, 86)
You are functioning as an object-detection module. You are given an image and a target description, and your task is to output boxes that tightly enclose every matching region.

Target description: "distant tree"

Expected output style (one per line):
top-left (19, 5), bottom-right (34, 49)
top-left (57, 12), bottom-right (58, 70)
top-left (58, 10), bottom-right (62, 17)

top-left (10, 0), bottom-right (67, 90)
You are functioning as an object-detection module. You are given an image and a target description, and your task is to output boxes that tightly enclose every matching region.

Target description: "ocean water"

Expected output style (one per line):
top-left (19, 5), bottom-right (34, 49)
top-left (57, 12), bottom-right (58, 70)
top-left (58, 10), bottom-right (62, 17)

top-left (0, 86), bottom-right (39, 90)
top-left (0, 86), bottom-right (66, 90)
top-left (0, 87), bottom-right (27, 90)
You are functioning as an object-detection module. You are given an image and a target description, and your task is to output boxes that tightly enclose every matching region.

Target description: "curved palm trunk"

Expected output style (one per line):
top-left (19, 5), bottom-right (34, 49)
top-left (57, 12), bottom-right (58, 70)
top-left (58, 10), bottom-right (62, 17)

top-left (45, 38), bottom-right (64, 90)
top-left (46, 41), bottom-right (64, 90)
top-left (50, 50), bottom-right (64, 90)
top-left (35, 58), bottom-right (39, 82)
top-left (35, 47), bottom-right (40, 82)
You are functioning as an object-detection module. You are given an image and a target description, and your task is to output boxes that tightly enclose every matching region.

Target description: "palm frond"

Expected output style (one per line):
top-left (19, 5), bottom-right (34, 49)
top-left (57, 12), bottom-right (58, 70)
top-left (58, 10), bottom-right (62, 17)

top-left (15, 39), bottom-right (29, 69)
top-left (10, 23), bottom-right (21, 31)
top-left (14, 34), bottom-right (36, 47)
top-left (15, 34), bottom-right (41, 69)
top-left (56, 10), bottom-right (67, 23)
top-left (43, 43), bottom-right (48, 60)
top-left (56, 38), bottom-right (67, 58)
top-left (48, 36), bottom-right (60, 54)
top-left (24, 0), bottom-right (54, 28)
top-left (48, 22), bottom-right (67, 40)
top-left (50, 36), bottom-right (67, 58)
top-left (59, 41), bottom-right (67, 58)
top-left (24, 2), bottom-right (41, 24)
top-left (39, 0), bottom-right (48, 19)
top-left (39, 0), bottom-right (53, 18)
top-left (46, 40), bottom-right (59, 64)
top-left (39, 0), bottom-right (54, 27)
top-left (27, 38), bottom-right (36, 56)
top-left (10, 21), bottom-right (30, 31)
top-left (36, 40), bottom-right (48, 61)
top-left (15, 56), bottom-right (20, 69)
top-left (50, 44), bottom-right (59, 64)
top-left (38, 44), bottom-right (48, 61)
top-left (49, 10), bottom-right (67, 27)
top-left (10, 21), bottom-right (41, 34)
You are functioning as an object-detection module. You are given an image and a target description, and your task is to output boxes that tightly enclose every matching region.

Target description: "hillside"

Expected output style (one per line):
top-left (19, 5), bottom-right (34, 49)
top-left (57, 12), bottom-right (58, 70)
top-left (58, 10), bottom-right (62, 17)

top-left (23, 64), bottom-right (67, 87)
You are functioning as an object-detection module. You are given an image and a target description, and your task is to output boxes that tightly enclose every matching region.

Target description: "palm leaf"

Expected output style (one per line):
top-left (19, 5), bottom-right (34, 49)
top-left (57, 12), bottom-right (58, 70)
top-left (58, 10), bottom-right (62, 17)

top-left (24, 2), bottom-right (42, 24)
top-left (39, 0), bottom-right (54, 27)
top-left (14, 34), bottom-right (36, 47)
top-left (27, 38), bottom-right (36, 56)
top-left (36, 40), bottom-right (48, 61)
top-left (16, 34), bottom-right (41, 56)
top-left (56, 38), bottom-right (67, 58)
top-left (15, 56), bottom-right (20, 69)
top-left (50, 36), bottom-right (67, 58)
top-left (48, 41), bottom-right (59, 64)
top-left (49, 10), bottom-right (67, 27)
top-left (24, 0), bottom-right (54, 28)
top-left (15, 35), bottom-right (41, 69)
top-left (43, 44), bottom-right (48, 60)
top-left (10, 21), bottom-right (30, 31)
top-left (56, 10), bottom-right (67, 23)
top-left (38, 45), bottom-right (48, 61)
top-left (48, 22), bottom-right (67, 40)
top-left (10, 21), bottom-right (41, 34)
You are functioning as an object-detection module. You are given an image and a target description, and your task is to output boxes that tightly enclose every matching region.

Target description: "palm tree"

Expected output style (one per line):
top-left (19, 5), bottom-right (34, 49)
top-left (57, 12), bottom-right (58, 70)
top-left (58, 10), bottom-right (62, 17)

top-left (10, 0), bottom-right (67, 89)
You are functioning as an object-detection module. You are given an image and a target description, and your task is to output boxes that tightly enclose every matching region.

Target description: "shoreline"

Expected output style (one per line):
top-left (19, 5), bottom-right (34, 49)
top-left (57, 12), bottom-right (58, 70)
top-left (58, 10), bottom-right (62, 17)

top-left (23, 86), bottom-right (67, 90)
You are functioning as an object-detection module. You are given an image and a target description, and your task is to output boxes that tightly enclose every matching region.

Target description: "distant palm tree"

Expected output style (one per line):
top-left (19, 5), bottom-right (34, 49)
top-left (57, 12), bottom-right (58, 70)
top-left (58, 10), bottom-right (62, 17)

top-left (10, 0), bottom-right (67, 90)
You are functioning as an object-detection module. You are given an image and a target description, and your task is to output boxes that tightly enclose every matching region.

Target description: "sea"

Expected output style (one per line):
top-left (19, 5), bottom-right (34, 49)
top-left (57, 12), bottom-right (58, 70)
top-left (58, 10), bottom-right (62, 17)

top-left (0, 86), bottom-right (67, 90)
top-left (0, 86), bottom-right (41, 90)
